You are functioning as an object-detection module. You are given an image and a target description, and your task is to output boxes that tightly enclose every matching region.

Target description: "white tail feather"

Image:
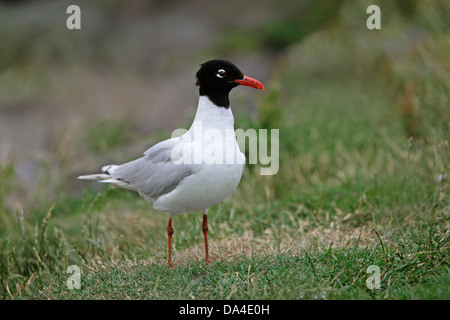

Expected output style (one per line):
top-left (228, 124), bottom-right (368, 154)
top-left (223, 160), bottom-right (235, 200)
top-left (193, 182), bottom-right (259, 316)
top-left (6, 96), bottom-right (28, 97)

top-left (77, 164), bottom-right (118, 181)
top-left (78, 174), bottom-right (111, 181)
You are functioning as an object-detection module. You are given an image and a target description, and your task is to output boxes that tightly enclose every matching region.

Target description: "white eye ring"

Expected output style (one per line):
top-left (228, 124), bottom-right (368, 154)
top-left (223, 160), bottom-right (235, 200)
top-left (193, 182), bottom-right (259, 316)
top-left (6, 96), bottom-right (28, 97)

top-left (216, 69), bottom-right (226, 78)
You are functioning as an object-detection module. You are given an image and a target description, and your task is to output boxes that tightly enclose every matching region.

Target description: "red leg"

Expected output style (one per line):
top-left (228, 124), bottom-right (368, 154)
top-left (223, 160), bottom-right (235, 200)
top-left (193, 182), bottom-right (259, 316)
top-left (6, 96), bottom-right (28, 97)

top-left (167, 217), bottom-right (174, 268)
top-left (202, 213), bottom-right (211, 264)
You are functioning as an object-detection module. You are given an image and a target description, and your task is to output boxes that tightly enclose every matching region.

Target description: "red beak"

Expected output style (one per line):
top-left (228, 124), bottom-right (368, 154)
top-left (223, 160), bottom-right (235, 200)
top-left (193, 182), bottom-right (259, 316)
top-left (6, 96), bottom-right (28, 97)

top-left (234, 75), bottom-right (265, 90)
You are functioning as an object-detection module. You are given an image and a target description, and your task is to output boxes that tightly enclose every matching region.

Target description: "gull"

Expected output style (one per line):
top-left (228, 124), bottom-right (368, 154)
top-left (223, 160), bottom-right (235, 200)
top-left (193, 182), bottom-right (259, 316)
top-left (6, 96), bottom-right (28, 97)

top-left (78, 59), bottom-right (264, 267)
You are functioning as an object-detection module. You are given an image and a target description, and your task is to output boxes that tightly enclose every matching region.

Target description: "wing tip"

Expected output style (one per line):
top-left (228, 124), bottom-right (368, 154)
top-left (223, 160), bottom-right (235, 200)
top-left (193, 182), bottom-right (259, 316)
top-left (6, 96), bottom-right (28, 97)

top-left (102, 164), bottom-right (119, 174)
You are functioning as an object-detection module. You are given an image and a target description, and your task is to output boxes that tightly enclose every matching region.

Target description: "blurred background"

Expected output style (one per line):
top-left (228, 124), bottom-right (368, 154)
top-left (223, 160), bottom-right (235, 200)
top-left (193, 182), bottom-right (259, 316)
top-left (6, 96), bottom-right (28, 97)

top-left (0, 0), bottom-right (448, 299)
top-left (0, 0), bottom-right (284, 205)
top-left (0, 0), bottom-right (448, 210)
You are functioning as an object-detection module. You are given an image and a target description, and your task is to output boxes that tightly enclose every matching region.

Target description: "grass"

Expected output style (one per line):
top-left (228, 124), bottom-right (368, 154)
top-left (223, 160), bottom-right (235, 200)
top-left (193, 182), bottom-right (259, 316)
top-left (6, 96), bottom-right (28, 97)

top-left (1, 1), bottom-right (449, 300)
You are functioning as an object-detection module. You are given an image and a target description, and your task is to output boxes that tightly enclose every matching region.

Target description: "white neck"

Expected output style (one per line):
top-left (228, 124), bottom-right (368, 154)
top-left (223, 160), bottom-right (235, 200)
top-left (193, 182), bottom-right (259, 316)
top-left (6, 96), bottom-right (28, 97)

top-left (188, 96), bottom-right (235, 132)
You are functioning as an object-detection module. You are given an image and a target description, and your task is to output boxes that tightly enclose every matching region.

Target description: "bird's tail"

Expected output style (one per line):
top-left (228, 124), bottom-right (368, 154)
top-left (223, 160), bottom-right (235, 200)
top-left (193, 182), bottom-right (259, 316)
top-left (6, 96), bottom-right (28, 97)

top-left (78, 164), bottom-right (118, 182)
top-left (77, 173), bottom-right (111, 181)
top-left (78, 165), bottom-right (135, 190)
top-left (78, 164), bottom-right (116, 180)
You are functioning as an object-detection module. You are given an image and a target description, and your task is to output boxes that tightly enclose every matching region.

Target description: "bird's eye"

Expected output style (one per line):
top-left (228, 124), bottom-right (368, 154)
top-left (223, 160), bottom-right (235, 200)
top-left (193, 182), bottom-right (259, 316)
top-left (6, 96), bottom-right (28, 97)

top-left (216, 69), bottom-right (226, 78)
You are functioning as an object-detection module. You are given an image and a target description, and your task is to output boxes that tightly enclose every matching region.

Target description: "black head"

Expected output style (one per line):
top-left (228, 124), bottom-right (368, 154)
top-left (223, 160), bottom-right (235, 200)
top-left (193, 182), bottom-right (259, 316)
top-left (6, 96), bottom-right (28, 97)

top-left (195, 59), bottom-right (264, 108)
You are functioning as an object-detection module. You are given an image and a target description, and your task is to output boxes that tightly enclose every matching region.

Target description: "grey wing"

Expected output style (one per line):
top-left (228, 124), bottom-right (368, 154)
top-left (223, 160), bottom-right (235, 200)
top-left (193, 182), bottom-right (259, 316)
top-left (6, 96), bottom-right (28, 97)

top-left (107, 137), bottom-right (192, 199)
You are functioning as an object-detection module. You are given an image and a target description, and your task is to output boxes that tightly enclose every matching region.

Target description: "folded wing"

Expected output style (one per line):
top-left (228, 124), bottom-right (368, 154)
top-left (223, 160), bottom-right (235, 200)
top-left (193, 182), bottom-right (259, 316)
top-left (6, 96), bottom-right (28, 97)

top-left (78, 137), bottom-right (193, 202)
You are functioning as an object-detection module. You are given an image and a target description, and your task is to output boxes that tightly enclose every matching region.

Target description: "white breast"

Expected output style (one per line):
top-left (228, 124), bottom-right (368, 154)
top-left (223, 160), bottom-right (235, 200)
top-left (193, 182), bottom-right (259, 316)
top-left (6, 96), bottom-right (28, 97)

top-left (153, 96), bottom-right (245, 215)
